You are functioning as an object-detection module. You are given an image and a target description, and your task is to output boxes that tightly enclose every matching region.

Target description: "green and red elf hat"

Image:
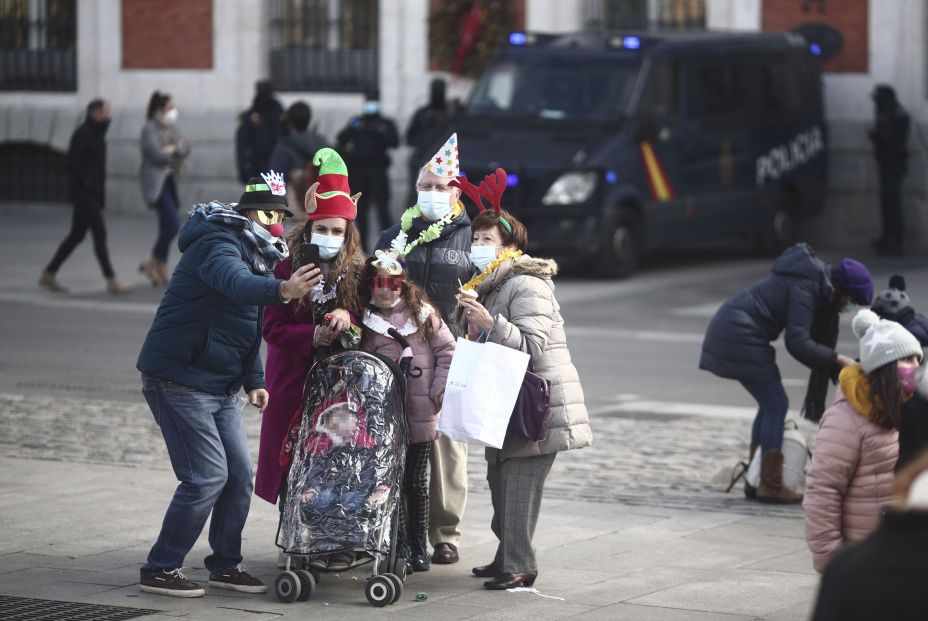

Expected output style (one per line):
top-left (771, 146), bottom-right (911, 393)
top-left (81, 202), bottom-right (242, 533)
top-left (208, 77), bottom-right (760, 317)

top-left (303, 148), bottom-right (360, 222)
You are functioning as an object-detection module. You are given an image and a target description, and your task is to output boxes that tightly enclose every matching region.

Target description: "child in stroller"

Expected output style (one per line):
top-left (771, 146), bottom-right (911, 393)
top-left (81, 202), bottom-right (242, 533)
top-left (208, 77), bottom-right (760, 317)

top-left (276, 349), bottom-right (410, 606)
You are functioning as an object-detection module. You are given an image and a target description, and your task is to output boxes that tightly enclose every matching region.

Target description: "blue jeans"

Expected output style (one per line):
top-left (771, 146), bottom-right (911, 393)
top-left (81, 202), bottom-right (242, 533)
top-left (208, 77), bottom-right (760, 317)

top-left (152, 176), bottom-right (179, 262)
top-left (740, 379), bottom-right (789, 452)
top-left (140, 375), bottom-right (253, 578)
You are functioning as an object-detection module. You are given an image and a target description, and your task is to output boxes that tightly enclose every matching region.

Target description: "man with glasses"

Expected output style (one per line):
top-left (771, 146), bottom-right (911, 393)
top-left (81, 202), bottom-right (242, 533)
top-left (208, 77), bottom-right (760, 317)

top-left (375, 134), bottom-right (474, 568)
top-left (136, 172), bottom-right (321, 597)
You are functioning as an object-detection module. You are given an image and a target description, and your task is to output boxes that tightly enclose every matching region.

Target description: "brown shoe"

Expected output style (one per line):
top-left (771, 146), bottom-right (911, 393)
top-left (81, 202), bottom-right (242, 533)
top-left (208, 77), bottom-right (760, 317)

top-left (432, 542), bottom-right (458, 564)
top-left (38, 271), bottom-right (68, 293)
top-left (106, 277), bottom-right (134, 294)
top-left (140, 568), bottom-right (205, 598)
top-left (208, 564), bottom-right (267, 593)
top-left (757, 449), bottom-right (803, 504)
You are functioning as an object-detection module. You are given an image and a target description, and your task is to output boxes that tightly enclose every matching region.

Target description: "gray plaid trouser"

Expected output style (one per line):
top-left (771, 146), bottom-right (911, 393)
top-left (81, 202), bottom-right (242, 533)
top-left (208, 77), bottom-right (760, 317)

top-left (486, 452), bottom-right (557, 573)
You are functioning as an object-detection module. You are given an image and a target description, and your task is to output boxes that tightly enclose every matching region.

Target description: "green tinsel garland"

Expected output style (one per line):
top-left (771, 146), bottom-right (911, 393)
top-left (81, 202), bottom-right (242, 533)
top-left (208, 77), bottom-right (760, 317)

top-left (429, 0), bottom-right (516, 78)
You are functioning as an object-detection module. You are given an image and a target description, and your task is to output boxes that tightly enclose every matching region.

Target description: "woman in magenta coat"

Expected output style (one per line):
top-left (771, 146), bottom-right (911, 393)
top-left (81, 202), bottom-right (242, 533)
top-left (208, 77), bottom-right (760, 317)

top-left (256, 148), bottom-right (364, 508)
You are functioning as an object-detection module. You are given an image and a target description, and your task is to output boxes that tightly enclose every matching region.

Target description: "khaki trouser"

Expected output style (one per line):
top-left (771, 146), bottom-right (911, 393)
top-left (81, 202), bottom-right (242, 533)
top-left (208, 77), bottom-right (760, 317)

top-left (428, 434), bottom-right (468, 547)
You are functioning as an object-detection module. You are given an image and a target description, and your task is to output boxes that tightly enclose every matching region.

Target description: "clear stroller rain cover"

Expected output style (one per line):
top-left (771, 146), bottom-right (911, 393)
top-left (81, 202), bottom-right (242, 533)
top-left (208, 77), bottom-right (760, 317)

top-left (278, 350), bottom-right (408, 557)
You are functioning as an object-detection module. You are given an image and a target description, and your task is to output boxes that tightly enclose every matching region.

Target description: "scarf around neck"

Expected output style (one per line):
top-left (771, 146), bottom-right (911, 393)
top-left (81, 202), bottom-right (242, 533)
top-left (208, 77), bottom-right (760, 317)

top-left (193, 202), bottom-right (288, 273)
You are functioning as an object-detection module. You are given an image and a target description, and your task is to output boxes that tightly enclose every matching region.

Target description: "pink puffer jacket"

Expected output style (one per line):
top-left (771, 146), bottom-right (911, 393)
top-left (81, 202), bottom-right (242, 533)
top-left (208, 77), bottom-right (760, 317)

top-left (803, 389), bottom-right (898, 573)
top-left (361, 302), bottom-right (455, 444)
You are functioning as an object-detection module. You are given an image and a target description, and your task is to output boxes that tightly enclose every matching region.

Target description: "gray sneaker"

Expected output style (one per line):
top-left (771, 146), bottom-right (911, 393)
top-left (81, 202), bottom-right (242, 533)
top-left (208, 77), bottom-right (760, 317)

top-left (208, 564), bottom-right (267, 593)
top-left (140, 568), bottom-right (205, 598)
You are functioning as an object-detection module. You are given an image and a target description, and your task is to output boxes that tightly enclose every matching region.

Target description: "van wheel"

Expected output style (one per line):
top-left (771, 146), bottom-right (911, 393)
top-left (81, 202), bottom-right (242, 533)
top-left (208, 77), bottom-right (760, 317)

top-left (594, 209), bottom-right (641, 278)
top-left (760, 190), bottom-right (799, 255)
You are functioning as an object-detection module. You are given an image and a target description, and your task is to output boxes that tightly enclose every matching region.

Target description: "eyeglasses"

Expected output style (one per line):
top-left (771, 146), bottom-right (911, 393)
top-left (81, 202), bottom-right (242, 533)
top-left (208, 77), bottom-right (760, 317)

top-left (255, 210), bottom-right (286, 225)
top-left (369, 275), bottom-right (404, 291)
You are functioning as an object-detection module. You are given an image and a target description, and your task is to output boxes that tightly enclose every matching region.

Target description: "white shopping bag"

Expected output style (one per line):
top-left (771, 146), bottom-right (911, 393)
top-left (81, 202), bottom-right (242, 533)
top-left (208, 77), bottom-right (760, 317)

top-left (438, 337), bottom-right (530, 448)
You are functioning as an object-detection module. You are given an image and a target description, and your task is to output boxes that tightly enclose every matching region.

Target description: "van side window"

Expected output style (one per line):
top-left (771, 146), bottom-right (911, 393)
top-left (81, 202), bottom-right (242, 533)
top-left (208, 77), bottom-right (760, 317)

top-left (694, 61), bottom-right (745, 128)
top-left (759, 58), bottom-right (803, 118)
top-left (639, 61), bottom-right (679, 122)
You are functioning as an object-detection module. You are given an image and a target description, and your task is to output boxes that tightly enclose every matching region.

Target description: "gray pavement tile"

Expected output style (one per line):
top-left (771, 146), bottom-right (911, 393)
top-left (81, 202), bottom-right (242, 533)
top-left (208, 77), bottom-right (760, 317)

top-left (763, 600), bottom-right (817, 621)
top-left (569, 602), bottom-right (756, 620)
top-left (741, 548), bottom-right (817, 575)
top-left (627, 569), bottom-right (818, 617)
top-left (465, 596), bottom-right (596, 620)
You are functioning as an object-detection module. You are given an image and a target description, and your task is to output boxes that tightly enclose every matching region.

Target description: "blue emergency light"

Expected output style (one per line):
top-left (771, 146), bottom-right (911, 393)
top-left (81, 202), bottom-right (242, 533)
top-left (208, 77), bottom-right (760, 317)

top-left (604, 170), bottom-right (618, 185)
top-left (507, 173), bottom-right (520, 187)
top-left (509, 32), bottom-right (527, 46)
top-left (809, 43), bottom-right (822, 56)
top-left (623, 36), bottom-right (641, 50)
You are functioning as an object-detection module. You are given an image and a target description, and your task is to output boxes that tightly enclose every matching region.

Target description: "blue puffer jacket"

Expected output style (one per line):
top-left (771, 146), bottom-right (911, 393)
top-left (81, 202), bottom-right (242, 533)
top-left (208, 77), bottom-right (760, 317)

top-left (700, 243), bottom-right (838, 383)
top-left (137, 209), bottom-right (283, 395)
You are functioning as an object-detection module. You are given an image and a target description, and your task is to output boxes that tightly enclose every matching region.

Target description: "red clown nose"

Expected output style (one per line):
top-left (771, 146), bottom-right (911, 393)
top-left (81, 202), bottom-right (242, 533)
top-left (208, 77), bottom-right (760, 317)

top-left (269, 223), bottom-right (284, 238)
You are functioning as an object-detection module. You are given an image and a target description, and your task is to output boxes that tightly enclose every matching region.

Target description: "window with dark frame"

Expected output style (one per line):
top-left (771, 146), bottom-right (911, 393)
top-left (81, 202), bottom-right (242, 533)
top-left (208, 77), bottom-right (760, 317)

top-left (269, 0), bottom-right (378, 93)
top-left (0, 0), bottom-right (76, 91)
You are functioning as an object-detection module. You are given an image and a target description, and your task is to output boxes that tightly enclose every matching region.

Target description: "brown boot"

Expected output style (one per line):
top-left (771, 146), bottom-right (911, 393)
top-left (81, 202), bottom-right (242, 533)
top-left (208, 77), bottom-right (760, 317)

top-left (139, 256), bottom-right (167, 287)
top-left (39, 271), bottom-right (68, 293)
top-left (757, 449), bottom-right (803, 504)
top-left (154, 259), bottom-right (170, 287)
top-left (106, 277), bottom-right (134, 294)
top-left (744, 444), bottom-right (759, 499)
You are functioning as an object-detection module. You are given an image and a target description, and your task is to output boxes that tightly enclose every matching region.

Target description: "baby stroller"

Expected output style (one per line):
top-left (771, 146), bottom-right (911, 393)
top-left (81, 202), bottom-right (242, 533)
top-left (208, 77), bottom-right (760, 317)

top-left (275, 332), bottom-right (414, 607)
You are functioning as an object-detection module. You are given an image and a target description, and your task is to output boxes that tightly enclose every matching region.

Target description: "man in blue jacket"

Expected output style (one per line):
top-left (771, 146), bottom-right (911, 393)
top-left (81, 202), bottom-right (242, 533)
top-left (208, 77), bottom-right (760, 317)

top-left (136, 172), bottom-right (320, 597)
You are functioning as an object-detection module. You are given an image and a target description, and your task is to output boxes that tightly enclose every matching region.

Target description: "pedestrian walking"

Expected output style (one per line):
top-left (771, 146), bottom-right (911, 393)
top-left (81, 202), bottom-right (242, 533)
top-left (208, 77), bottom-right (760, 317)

top-left (812, 448), bottom-right (928, 621)
top-left (256, 148), bottom-right (365, 536)
top-left (337, 88), bottom-right (399, 247)
top-left (804, 309), bottom-right (922, 573)
top-left (451, 170), bottom-right (591, 590)
top-left (360, 253), bottom-right (456, 572)
top-left (40, 98), bottom-right (132, 295)
top-left (139, 91), bottom-right (190, 287)
top-left (405, 78), bottom-right (452, 207)
top-left (869, 275), bottom-right (928, 471)
top-left (268, 101), bottom-right (327, 220)
top-left (700, 244), bottom-right (873, 503)
top-left (136, 173), bottom-right (320, 598)
top-left (375, 132), bottom-right (474, 566)
top-left (235, 80), bottom-right (285, 184)
top-left (868, 84), bottom-right (910, 256)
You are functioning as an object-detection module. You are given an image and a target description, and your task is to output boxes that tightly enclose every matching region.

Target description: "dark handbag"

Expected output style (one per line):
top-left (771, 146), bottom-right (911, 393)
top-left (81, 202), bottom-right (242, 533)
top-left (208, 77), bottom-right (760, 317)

top-left (507, 364), bottom-right (550, 442)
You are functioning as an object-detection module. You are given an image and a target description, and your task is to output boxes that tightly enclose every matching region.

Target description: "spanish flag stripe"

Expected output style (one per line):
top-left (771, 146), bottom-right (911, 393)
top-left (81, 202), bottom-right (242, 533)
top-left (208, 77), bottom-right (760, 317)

top-left (640, 141), bottom-right (676, 201)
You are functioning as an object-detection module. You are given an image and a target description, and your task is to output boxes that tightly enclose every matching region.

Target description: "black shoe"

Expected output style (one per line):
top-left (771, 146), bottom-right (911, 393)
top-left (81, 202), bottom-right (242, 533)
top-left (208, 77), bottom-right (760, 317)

top-left (483, 571), bottom-right (537, 590)
top-left (140, 568), bottom-right (205, 598)
top-left (431, 542), bottom-right (458, 564)
top-left (472, 562), bottom-right (500, 578)
top-left (208, 564), bottom-right (267, 593)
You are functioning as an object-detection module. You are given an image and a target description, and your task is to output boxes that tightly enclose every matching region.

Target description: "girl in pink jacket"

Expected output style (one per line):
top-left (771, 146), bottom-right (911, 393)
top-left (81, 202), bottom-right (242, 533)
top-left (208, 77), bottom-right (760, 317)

top-left (359, 253), bottom-right (455, 573)
top-left (804, 309), bottom-right (922, 572)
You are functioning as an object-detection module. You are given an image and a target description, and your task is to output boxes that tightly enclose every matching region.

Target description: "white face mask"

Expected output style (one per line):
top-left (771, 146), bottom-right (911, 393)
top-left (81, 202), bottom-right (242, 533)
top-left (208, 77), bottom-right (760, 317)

top-left (841, 302), bottom-right (857, 315)
top-left (469, 245), bottom-right (498, 271)
top-left (311, 233), bottom-right (344, 260)
top-left (163, 108), bottom-right (178, 125)
top-left (418, 190), bottom-right (452, 221)
top-left (251, 221), bottom-right (288, 256)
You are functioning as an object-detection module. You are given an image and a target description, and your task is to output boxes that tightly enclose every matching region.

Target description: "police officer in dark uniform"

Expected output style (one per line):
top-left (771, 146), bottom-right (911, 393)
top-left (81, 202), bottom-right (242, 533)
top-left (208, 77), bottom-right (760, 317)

top-left (869, 84), bottom-right (910, 256)
top-left (336, 88), bottom-right (399, 247)
top-left (405, 78), bottom-right (453, 207)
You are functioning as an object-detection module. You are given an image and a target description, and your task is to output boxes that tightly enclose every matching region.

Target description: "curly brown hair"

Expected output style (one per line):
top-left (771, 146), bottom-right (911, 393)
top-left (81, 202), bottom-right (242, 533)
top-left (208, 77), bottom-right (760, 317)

top-left (868, 362), bottom-right (906, 430)
top-left (285, 223), bottom-right (364, 317)
top-left (359, 257), bottom-right (436, 342)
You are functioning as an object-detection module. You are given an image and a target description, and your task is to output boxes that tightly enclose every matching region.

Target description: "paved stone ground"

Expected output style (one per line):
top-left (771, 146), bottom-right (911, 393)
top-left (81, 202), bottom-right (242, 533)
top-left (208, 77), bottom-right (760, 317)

top-left (0, 390), bottom-right (805, 519)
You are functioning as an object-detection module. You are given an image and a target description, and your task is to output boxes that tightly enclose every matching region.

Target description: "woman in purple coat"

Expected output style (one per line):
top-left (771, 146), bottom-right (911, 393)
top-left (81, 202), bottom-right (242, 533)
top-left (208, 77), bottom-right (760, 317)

top-left (256, 149), bottom-right (364, 518)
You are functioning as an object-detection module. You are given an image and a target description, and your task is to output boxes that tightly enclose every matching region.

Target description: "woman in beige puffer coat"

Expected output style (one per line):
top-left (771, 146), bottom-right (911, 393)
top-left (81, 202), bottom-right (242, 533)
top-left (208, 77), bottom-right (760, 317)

top-left (452, 171), bottom-right (591, 591)
top-left (804, 309), bottom-right (922, 573)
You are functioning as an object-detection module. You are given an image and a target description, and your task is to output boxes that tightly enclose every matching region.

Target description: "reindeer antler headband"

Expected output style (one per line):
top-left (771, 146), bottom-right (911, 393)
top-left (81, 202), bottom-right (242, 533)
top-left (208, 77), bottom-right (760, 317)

top-left (449, 168), bottom-right (513, 234)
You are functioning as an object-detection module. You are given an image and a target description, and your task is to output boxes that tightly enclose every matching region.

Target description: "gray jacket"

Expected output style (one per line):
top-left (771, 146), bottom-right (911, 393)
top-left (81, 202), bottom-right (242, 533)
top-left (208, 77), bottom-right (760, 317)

top-left (139, 119), bottom-right (190, 204)
top-left (455, 255), bottom-right (592, 461)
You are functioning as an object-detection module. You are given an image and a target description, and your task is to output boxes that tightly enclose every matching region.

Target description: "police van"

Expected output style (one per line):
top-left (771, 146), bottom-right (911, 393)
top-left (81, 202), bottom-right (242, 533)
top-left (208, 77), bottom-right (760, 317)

top-left (445, 30), bottom-right (827, 277)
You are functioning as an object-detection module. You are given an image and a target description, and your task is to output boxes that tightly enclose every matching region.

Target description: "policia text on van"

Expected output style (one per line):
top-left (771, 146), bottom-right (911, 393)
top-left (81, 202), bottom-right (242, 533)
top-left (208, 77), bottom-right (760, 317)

top-left (439, 30), bottom-right (827, 277)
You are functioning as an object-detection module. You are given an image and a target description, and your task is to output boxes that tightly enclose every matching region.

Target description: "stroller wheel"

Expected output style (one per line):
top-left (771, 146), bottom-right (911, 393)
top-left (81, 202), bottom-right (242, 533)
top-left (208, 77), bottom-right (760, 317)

top-left (383, 572), bottom-right (403, 604)
top-left (274, 571), bottom-right (300, 603)
top-left (389, 557), bottom-right (408, 581)
top-left (365, 575), bottom-right (396, 607)
top-left (296, 569), bottom-right (316, 601)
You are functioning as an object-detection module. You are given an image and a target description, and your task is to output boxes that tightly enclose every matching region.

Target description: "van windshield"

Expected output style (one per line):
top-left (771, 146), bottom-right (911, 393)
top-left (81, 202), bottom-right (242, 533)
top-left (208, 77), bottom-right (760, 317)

top-left (467, 55), bottom-right (639, 122)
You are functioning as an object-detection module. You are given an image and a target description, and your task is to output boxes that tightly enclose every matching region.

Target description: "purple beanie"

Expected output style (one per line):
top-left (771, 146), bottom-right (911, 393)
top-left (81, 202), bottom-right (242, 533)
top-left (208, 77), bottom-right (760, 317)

top-left (832, 258), bottom-right (873, 305)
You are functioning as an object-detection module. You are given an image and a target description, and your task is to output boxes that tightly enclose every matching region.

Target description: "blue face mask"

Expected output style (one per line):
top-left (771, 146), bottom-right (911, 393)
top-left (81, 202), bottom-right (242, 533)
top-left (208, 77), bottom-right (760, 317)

top-left (363, 101), bottom-right (380, 115)
top-left (469, 245), bottom-right (498, 271)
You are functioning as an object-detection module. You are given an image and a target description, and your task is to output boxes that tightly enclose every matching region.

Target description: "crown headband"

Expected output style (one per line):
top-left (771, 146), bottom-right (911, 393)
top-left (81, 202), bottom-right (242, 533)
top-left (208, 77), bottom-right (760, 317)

top-left (449, 168), bottom-right (513, 234)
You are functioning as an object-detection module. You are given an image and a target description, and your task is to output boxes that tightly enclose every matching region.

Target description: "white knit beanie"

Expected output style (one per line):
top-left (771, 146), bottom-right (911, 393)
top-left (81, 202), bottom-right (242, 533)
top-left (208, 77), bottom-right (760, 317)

top-left (852, 309), bottom-right (923, 373)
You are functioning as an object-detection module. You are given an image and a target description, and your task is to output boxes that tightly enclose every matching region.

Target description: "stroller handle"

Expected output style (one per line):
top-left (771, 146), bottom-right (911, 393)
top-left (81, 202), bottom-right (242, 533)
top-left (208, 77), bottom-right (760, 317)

top-left (387, 328), bottom-right (422, 378)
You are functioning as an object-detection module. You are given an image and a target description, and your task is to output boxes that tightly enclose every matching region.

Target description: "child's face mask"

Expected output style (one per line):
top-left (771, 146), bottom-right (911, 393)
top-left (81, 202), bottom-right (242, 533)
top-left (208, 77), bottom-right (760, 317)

top-left (897, 362), bottom-right (920, 398)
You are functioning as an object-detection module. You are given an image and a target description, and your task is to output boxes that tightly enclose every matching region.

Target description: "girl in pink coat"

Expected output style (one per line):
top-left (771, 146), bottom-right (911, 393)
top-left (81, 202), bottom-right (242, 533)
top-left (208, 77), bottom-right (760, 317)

top-left (359, 253), bottom-right (455, 573)
top-left (804, 309), bottom-right (922, 573)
